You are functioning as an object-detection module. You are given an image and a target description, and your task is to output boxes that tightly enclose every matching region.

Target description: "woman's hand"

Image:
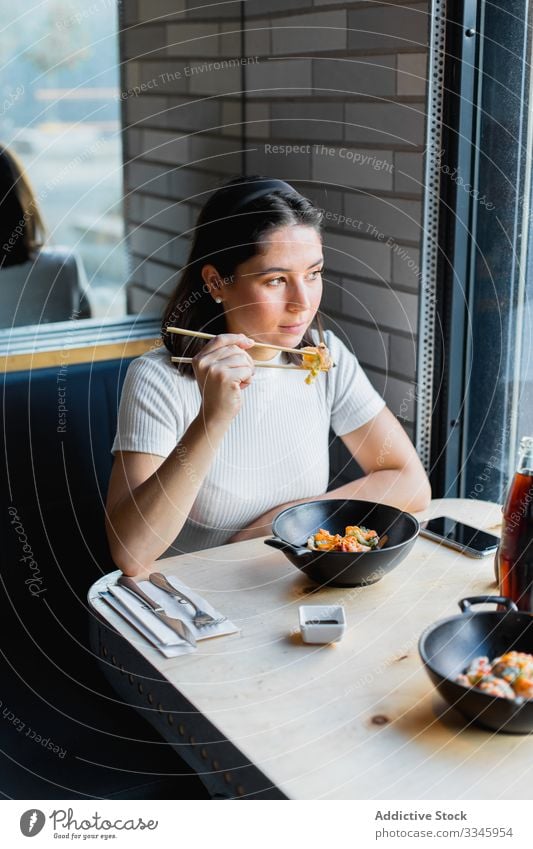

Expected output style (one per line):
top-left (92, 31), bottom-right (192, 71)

top-left (192, 332), bottom-right (256, 427)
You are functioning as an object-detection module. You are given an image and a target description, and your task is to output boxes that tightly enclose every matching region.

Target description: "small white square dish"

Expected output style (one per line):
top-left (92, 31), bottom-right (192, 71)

top-left (298, 604), bottom-right (346, 644)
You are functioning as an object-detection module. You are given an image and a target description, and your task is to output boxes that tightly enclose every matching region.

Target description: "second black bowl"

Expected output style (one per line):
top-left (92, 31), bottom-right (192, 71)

top-left (264, 499), bottom-right (419, 587)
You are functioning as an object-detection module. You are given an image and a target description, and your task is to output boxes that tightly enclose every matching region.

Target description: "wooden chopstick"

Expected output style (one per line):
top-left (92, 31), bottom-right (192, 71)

top-left (170, 356), bottom-right (331, 370)
top-left (167, 325), bottom-right (313, 356)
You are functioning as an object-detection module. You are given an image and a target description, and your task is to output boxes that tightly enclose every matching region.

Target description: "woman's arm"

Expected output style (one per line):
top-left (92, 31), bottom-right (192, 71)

top-left (328, 406), bottom-right (431, 511)
top-left (106, 333), bottom-right (256, 576)
top-left (229, 407), bottom-right (431, 543)
top-left (105, 414), bottom-right (229, 577)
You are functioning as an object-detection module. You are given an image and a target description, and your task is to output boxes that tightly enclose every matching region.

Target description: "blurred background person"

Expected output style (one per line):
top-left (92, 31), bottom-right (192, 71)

top-left (0, 143), bottom-right (91, 328)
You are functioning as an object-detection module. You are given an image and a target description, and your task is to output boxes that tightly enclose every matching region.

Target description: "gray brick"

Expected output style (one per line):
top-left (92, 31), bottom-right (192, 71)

top-left (343, 195), bottom-right (422, 243)
top-left (246, 0), bottom-right (309, 14)
top-left (122, 25), bottom-right (167, 60)
top-left (246, 59), bottom-right (312, 97)
top-left (345, 101), bottom-right (426, 147)
top-left (219, 22), bottom-right (243, 56)
top-left (130, 225), bottom-right (174, 262)
top-left (187, 58), bottom-right (242, 95)
top-left (221, 101), bottom-right (243, 136)
top-left (341, 278), bottom-right (418, 334)
top-left (347, 4), bottom-right (429, 52)
top-left (324, 231), bottom-right (390, 281)
top-left (242, 102), bottom-right (270, 138)
top-left (124, 127), bottom-right (143, 159)
top-left (334, 317), bottom-right (389, 372)
top-left (390, 333), bottom-right (418, 377)
top-left (320, 273), bottom-right (343, 314)
top-left (363, 368), bottom-right (416, 422)
top-left (312, 145), bottom-right (394, 192)
top-left (121, 1), bottom-right (138, 26)
top-left (141, 130), bottom-right (190, 164)
top-left (138, 259), bottom-right (179, 293)
top-left (302, 185), bottom-right (344, 217)
top-left (124, 95), bottom-right (169, 129)
top-left (189, 135), bottom-right (245, 173)
top-left (270, 102), bottom-right (344, 141)
top-left (127, 284), bottom-right (168, 317)
top-left (171, 168), bottom-right (221, 203)
top-left (128, 193), bottom-right (144, 223)
top-left (124, 62), bottom-right (141, 90)
top-left (130, 227), bottom-right (190, 268)
top-left (135, 195), bottom-right (193, 233)
top-left (392, 245), bottom-right (422, 290)
top-left (164, 98), bottom-right (221, 131)
top-left (245, 19), bottom-right (271, 56)
top-left (363, 365), bottom-right (386, 397)
top-left (397, 53), bottom-right (428, 96)
top-left (137, 0), bottom-right (186, 23)
top-left (166, 23), bottom-right (219, 57)
top-left (402, 420), bottom-right (415, 442)
top-left (246, 145), bottom-right (312, 181)
top-left (384, 376), bottom-right (417, 422)
top-left (394, 152), bottom-right (424, 193)
top-left (271, 11), bottom-right (348, 54)
top-left (124, 160), bottom-right (173, 196)
top-left (312, 55), bottom-right (396, 97)
top-left (132, 62), bottom-right (189, 94)
top-left (184, 0), bottom-right (240, 19)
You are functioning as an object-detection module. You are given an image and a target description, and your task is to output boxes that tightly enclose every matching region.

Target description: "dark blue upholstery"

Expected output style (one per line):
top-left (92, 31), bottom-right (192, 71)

top-left (0, 357), bottom-right (209, 798)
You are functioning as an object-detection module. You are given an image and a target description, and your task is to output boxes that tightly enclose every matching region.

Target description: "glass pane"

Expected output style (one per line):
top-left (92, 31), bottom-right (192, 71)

top-left (0, 0), bottom-right (127, 323)
top-left (461, 0), bottom-right (533, 502)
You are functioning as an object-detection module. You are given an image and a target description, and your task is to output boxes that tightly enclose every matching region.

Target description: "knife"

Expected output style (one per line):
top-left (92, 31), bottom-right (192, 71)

top-left (117, 576), bottom-right (197, 647)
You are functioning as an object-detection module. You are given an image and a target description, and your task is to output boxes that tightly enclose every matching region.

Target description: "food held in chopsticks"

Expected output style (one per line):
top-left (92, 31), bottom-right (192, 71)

top-left (166, 325), bottom-right (335, 383)
top-left (455, 651), bottom-right (533, 700)
top-left (307, 525), bottom-right (379, 553)
top-left (300, 343), bottom-right (334, 385)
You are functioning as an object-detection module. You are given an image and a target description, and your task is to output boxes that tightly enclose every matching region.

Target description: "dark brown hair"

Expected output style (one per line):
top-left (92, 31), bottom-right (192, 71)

top-left (161, 176), bottom-right (325, 376)
top-left (0, 144), bottom-right (46, 267)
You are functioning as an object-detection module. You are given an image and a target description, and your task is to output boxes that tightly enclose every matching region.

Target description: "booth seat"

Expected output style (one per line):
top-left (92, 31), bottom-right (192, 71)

top-left (0, 356), bottom-right (208, 799)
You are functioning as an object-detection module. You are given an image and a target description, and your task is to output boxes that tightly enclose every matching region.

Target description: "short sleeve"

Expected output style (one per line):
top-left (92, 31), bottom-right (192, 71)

top-left (326, 330), bottom-right (386, 436)
top-left (111, 353), bottom-right (183, 457)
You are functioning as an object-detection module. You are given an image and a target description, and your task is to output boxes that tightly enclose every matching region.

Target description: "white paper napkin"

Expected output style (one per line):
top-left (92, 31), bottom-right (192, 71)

top-left (101, 575), bottom-right (239, 657)
top-left (100, 591), bottom-right (196, 658)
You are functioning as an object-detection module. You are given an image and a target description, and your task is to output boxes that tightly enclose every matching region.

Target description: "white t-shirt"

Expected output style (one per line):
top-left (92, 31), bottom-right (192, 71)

top-left (111, 329), bottom-right (386, 555)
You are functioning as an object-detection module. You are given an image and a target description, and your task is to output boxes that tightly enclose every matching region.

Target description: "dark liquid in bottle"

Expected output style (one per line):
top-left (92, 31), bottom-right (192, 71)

top-left (498, 471), bottom-right (533, 611)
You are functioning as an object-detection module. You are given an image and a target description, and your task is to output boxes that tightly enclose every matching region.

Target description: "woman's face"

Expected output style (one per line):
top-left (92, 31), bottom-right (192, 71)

top-left (210, 224), bottom-right (323, 361)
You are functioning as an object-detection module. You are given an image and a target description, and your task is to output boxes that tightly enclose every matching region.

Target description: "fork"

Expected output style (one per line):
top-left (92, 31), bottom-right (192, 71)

top-left (149, 572), bottom-right (227, 628)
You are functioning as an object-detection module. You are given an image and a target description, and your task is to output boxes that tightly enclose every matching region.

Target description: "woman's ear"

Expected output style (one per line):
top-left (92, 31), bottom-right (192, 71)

top-left (201, 263), bottom-right (224, 302)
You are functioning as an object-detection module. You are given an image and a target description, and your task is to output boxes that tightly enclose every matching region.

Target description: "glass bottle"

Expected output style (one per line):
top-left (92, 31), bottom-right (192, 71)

top-left (497, 436), bottom-right (533, 611)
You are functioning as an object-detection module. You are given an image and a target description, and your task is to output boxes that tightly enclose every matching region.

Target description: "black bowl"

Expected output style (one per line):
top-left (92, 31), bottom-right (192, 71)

top-left (419, 596), bottom-right (533, 733)
top-left (264, 498), bottom-right (419, 587)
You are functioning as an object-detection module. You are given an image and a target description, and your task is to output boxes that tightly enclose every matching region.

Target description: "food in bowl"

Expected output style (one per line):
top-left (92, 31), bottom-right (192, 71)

top-left (456, 651), bottom-right (533, 700)
top-left (306, 525), bottom-right (379, 553)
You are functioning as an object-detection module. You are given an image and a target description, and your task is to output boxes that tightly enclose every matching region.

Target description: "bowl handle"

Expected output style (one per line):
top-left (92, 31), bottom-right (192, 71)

top-left (459, 595), bottom-right (518, 613)
top-left (264, 537), bottom-right (310, 558)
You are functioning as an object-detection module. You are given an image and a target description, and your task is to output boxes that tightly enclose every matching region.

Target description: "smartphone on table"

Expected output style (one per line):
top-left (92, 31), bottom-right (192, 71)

top-left (419, 516), bottom-right (500, 558)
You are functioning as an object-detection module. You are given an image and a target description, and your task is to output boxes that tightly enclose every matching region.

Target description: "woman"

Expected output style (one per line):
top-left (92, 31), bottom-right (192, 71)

top-left (106, 176), bottom-right (430, 576)
top-left (0, 144), bottom-right (91, 327)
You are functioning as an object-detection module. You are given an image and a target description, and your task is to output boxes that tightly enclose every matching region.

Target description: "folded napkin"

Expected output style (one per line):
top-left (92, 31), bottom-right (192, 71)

top-left (100, 575), bottom-right (239, 658)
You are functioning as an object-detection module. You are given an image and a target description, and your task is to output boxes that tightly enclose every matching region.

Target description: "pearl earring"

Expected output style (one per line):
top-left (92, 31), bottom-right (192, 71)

top-left (215, 297), bottom-right (222, 303)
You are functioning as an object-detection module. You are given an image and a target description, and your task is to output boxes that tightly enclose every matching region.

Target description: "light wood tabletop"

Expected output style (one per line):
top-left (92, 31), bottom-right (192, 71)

top-left (88, 498), bottom-right (533, 800)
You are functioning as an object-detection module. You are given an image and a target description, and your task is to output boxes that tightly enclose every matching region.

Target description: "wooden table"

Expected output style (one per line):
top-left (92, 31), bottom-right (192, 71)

top-left (88, 498), bottom-right (533, 800)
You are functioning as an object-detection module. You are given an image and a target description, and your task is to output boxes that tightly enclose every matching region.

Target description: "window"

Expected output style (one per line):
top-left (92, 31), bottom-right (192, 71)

top-left (1, 0), bottom-right (127, 322)
top-left (433, 0), bottom-right (533, 502)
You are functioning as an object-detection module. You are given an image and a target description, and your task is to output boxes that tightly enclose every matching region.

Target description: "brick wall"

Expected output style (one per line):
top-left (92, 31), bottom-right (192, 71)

top-left (119, 0), bottom-right (429, 482)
